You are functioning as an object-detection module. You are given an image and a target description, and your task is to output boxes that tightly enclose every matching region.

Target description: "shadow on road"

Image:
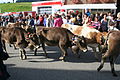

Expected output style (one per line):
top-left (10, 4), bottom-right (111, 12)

top-left (23, 46), bottom-right (120, 64)
top-left (6, 64), bottom-right (120, 80)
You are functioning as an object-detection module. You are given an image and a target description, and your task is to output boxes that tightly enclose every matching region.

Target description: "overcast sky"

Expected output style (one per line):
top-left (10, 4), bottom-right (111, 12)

top-left (0, 0), bottom-right (16, 3)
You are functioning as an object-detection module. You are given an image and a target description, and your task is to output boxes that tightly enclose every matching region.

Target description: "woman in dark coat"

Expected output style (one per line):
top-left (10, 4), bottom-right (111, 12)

top-left (0, 36), bottom-right (10, 80)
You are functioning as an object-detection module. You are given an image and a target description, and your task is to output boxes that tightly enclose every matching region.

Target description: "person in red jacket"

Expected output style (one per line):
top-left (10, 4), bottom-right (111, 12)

top-left (39, 15), bottom-right (44, 26)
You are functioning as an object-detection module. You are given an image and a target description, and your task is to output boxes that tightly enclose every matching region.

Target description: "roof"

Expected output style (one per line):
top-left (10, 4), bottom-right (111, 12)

top-left (55, 3), bottom-right (117, 9)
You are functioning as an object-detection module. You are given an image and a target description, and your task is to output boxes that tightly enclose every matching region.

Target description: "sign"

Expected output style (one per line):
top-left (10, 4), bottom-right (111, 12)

top-left (38, 6), bottom-right (52, 14)
top-left (32, 1), bottom-right (62, 7)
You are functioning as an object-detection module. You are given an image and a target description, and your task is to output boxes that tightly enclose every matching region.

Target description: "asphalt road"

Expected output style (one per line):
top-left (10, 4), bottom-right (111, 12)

top-left (4, 44), bottom-right (120, 80)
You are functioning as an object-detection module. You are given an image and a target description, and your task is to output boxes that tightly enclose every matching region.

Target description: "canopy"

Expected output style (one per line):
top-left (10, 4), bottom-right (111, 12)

top-left (57, 4), bottom-right (117, 9)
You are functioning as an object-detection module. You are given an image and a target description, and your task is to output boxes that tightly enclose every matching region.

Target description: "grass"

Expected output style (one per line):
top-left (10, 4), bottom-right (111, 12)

top-left (0, 2), bottom-right (32, 13)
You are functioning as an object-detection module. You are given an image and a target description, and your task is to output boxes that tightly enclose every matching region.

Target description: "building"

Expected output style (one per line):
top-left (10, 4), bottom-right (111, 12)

top-left (32, 0), bottom-right (62, 15)
top-left (32, 0), bottom-right (117, 15)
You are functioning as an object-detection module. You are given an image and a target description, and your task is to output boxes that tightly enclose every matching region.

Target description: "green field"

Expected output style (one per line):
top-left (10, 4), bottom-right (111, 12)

top-left (0, 2), bottom-right (32, 13)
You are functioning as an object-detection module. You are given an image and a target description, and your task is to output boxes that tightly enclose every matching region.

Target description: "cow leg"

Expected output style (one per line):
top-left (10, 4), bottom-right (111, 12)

top-left (22, 49), bottom-right (27, 60)
top-left (19, 49), bottom-right (23, 60)
top-left (98, 45), bottom-right (102, 54)
top-left (19, 49), bottom-right (27, 60)
top-left (71, 46), bottom-right (80, 58)
top-left (41, 43), bottom-right (48, 58)
top-left (92, 47), bottom-right (99, 60)
top-left (109, 56), bottom-right (118, 77)
top-left (34, 48), bottom-right (37, 56)
top-left (59, 43), bottom-right (68, 61)
top-left (34, 44), bottom-right (40, 56)
top-left (13, 44), bottom-right (17, 50)
top-left (97, 52), bottom-right (108, 72)
top-left (2, 40), bottom-right (7, 53)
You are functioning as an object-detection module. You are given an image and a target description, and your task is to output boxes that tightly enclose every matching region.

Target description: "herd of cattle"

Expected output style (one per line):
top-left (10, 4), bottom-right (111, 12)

top-left (0, 22), bottom-right (120, 77)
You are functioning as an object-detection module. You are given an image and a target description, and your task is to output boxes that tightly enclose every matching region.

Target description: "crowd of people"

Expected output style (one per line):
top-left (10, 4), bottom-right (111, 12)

top-left (0, 10), bottom-right (120, 79)
top-left (0, 10), bottom-right (120, 33)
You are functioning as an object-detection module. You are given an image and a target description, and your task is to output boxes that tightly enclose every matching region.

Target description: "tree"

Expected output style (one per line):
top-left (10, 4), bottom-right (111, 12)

top-left (13, 0), bottom-right (14, 3)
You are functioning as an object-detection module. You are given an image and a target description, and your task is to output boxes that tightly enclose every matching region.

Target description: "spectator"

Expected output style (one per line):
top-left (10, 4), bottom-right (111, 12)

top-left (69, 14), bottom-right (76, 25)
top-left (85, 9), bottom-right (91, 16)
top-left (46, 15), bottom-right (54, 27)
top-left (27, 15), bottom-right (34, 27)
top-left (107, 12), bottom-right (112, 20)
top-left (34, 16), bottom-right (40, 26)
top-left (108, 15), bottom-right (118, 31)
top-left (0, 16), bottom-right (3, 26)
top-left (19, 12), bottom-right (23, 18)
top-left (21, 16), bottom-right (27, 26)
top-left (116, 12), bottom-right (120, 30)
top-left (82, 14), bottom-right (88, 24)
top-left (53, 14), bottom-right (63, 27)
top-left (39, 15), bottom-right (44, 26)
top-left (74, 14), bottom-right (83, 26)
top-left (91, 17), bottom-right (101, 29)
top-left (99, 14), bottom-right (108, 32)
top-left (98, 12), bottom-right (103, 21)
top-left (8, 15), bottom-right (14, 23)
top-left (43, 14), bottom-right (48, 27)
top-left (85, 16), bottom-right (92, 25)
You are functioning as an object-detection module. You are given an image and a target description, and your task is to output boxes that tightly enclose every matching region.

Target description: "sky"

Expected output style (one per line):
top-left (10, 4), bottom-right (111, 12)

top-left (0, 0), bottom-right (16, 3)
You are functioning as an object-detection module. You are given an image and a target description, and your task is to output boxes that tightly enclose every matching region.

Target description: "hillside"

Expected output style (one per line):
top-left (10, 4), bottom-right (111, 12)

top-left (0, 2), bottom-right (32, 13)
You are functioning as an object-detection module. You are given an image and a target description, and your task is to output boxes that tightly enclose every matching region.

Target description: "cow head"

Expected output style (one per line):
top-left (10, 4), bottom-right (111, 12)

top-left (96, 32), bottom-right (108, 45)
top-left (26, 33), bottom-right (40, 49)
top-left (72, 35), bottom-right (88, 52)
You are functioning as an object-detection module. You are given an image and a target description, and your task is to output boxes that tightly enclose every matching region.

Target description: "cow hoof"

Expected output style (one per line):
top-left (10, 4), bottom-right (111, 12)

top-left (97, 68), bottom-right (101, 72)
top-left (45, 56), bottom-right (49, 58)
top-left (20, 57), bottom-right (22, 60)
top-left (34, 54), bottom-right (37, 56)
top-left (22, 56), bottom-right (27, 60)
top-left (62, 59), bottom-right (66, 62)
top-left (113, 73), bottom-right (118, 77)
top-left (59, 57), bottom-right (64, 60)
top-left (14, 48), bottom-right (17, 50)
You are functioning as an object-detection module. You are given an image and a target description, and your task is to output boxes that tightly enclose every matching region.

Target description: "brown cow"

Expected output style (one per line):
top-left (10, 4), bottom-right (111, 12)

top-left (62, 24), bottom-right (108, 59)
top-left (36, 27), bottom-right (88, 61)
top-left (97, 30), bottom-right (120, 77)
top-left (0, 27), bottom-right (39, 60)
top-left (7, 21), bottom-right (21, 28)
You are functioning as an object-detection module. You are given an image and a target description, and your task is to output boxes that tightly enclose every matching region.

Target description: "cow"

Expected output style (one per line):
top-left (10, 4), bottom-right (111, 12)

top-left (61, 24), bottom-right (108, 59)
top-left (0, 27), bottom-right (39, 60)
top-left (97, 30), bottom-right (120, 77)
top-left (7, 21), bottom-right (21, 28)
top-left (36, 27), bottom-right (88, 61)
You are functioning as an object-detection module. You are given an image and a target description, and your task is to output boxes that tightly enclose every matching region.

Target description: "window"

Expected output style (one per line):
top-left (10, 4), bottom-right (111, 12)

top-left (38, 6), bottom-right (52, 14)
